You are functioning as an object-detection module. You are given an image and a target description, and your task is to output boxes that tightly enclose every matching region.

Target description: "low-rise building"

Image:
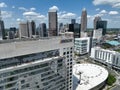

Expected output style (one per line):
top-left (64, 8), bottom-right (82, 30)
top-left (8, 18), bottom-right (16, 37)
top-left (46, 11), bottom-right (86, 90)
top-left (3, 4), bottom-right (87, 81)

top-left (90, 47), bottom-right (120, 69)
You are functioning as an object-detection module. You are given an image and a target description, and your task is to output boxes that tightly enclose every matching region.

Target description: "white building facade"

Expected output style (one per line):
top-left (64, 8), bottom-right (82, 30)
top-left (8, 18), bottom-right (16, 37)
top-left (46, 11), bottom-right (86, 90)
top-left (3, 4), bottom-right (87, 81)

top-left (93, 29), bottom-right (103, 42)
top-left (0, 36), bottom-right (74, 90)
top-left (74, 37), bottom-right (97, 55)
top-left (90, 47), bottom-right (120, 69)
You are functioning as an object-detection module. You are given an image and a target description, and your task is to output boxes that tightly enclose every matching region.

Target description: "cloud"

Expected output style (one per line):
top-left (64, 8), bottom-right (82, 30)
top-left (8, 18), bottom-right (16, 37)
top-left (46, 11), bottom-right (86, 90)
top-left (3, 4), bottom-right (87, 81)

top-left (96, 8), bottom-right (100, 11)
top-left (58, 12), bottom-right (76, 19)
top-left (37, 15), bottom-right (46, 19)
top-left (58, 11), bottom-right (76, 23)
top-left (94, 13), bottom-right (104, 17)
top-left (23, 11), bottom-right (39, 16)
top-left (1, 11), bottom-right (12, 18)
top-left (30, 7), bottom-right (36, 11)
top-left (49, 6), bottom-right (59, 11)
top-left (16, 18), bottom-right (21, 22)
top-left (99, 10), bottom-right (107, 14)
top-left (12, 6), bottom-right (15, 9)
top-left (87, 15), bottom-right (91, 19)
top-left (112, 3), bottom-right (120, 8)
top-left (19, 7), bottom-right (28, 11)
top-left (0, 2), bottom-right (7, 8)
top-left (109, 11), bottom-right (119, 15)
top-left (23, 11), bottom-right (46, 21)
top-left (93, 0), bottom-right (120, 8)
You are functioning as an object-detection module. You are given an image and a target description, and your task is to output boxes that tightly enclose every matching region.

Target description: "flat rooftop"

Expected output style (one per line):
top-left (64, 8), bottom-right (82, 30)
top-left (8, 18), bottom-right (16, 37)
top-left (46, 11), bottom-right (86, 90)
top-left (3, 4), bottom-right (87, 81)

top-left (73, 64), bottom-right (108, 90)
top-left (0, 36), bottom-right (73, 59)
top-left (106, 40), bottom-right (120, 46)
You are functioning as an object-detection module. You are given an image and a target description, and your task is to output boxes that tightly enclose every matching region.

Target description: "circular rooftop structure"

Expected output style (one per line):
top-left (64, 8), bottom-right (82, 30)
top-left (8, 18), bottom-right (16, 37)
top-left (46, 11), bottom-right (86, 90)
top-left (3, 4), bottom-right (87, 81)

top-left (73, 64), bottom-right (108, 90)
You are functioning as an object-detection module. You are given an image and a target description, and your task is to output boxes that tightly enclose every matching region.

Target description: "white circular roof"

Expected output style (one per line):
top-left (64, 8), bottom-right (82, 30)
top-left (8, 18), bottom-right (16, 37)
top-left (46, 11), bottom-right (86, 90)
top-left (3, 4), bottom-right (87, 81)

top-left (73, 64), bottom-right (108, 90)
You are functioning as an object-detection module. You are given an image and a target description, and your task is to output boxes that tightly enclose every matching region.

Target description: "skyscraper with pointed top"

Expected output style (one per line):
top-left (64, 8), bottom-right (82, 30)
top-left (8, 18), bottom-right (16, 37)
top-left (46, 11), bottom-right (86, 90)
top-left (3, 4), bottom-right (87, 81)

top-left (0, 9), bottom-right (5, 40)
top-left (81, 8), bottom-right (87, 32)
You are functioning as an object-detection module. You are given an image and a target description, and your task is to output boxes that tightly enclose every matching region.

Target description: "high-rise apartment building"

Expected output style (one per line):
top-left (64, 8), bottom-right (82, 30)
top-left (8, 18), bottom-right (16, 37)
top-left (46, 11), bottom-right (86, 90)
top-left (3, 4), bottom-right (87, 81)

top-left (48, 10), bottom-right (58, 36)
top-left (0, 35), bottom-right (74, 90)
top-left (81, 8), bottom-right (87, 32)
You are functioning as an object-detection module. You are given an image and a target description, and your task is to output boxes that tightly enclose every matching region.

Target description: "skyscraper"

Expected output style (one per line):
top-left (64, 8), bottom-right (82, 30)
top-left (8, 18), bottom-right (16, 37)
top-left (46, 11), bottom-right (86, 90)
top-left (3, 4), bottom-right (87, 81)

top-left (39, 23), bottom-right (47, 37)
top-left (81, 8), bottom-right (87, 32)
top-left (27, 20), bottom-right (36, 37)
top-left (71, 19), bottom-right (76, 24)
top-left (48, 10), bottom-right (58, 36)
top-left (19, 22), bottom-right (29, 38)
top-left (0, 10), bottom-right (5, 40)
top-left (68, 20), bottom-right (81, 38)
top-left (19, 21), bottom-right (36, 38)
top-left (94, 16), bottom-right (101, 29)
top-left (96, 21), bottom-right (107, 35)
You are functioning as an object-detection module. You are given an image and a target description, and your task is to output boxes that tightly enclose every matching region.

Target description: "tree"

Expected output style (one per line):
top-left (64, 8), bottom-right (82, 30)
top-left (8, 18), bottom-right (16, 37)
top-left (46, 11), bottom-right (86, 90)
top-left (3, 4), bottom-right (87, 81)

top-left (107, 74), bottom-right (116, 86)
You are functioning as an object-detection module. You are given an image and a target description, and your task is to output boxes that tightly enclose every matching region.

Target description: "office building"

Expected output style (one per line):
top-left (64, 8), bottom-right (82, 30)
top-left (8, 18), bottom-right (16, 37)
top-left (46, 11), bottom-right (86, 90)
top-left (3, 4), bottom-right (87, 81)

top-left (10, 27), bottom-right (17, 33)
top-left (71, 19), bottom-right (76, 24)
top-left (27, 20), bottom-right (36, 37)
top-left (90, 47), bottom-right (120, 69)
top-left (93, 28), bottom-right (103, 40)
top-left (58, 23), bottom-right (64, 34)
top-left (39, 23), bottom-right (47, 37)
top-left (48, 10), bottom-right (58, 36)
top-left (7, 31), bottom-right (15, 39)
top-left (68, 23), bottom-right (81, 38)
top-left (96, 21), bottom-right (107, 35)
top-left (94, 16), bottom-right (101, 29)
top-left (0, 10), bottom-right (5, 40)
top-left (9, 27), bottom-right (17, 38)
top-left (19, 22), bottom-right (29, 38)
top-left (0, 35), bottom-right (74, 90)
top-left (74, 37), bottom-right (97, 55)
top-left (81, 8), bottom-right (87, 32)
top-left (74, 37), bottom-right (90, 55)
top-left (19, 21), bottom-right (36, 38)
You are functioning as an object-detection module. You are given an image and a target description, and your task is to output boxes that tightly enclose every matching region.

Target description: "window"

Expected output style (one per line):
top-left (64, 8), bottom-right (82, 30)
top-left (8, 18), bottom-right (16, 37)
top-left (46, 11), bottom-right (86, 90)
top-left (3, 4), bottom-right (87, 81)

top-left (63, 52), bottom-right (66, 55)
top-left (116, 57), bottom-right (119, 65)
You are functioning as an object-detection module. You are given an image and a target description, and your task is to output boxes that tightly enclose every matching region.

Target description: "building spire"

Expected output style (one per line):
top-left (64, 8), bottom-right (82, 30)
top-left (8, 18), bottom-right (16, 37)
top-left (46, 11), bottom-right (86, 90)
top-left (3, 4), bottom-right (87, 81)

top-left (83, 8), bottom-right (86, 11)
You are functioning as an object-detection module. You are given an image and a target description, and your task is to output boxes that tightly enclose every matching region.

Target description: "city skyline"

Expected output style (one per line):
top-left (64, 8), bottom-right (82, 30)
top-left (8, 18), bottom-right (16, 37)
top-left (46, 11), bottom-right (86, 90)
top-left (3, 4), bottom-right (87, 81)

top-left (0, 0), bottom-right (120, 28)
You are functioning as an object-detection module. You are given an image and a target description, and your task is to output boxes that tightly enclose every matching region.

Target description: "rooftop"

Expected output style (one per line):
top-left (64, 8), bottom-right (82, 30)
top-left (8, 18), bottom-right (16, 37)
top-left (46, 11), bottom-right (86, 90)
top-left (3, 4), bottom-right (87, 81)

top-left (0, 36), bottom-right (73, 60)
top-left (73, 64), bottom-right (108, 90)
top-left (106, 40), bottom-right (120, 46)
